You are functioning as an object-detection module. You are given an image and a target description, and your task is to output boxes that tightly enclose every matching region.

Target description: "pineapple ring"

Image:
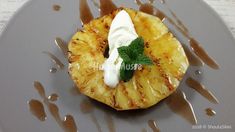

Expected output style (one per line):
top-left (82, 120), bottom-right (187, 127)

top-left (68, 8), bottom-right (189, 110)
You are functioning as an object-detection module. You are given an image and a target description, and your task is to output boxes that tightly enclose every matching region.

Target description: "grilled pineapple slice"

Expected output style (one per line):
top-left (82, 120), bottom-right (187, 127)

top-left (68, 8), bottom-right (189, 110)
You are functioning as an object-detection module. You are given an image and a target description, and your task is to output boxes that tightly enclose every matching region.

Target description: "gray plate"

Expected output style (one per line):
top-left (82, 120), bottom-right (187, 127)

top-left (0, 0), bottom-right (235, 132)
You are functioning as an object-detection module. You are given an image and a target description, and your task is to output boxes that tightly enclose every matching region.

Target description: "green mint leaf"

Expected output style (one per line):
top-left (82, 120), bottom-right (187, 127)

top-left (120, 62), bottom-right (134, 82)
top-left (129, 37), bottom-right (144, 55)
top-left (118, 37), bottom-right (153, 82)
top-left (135, 54), bottom-right (153, 65)
top-left (118, 46), bottom-right (131, 62)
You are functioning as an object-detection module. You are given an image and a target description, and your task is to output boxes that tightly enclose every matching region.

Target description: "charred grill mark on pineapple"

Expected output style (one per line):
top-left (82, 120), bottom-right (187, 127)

top-left (135, 79), bottom-right (147, 104)
top-left (120, 83), bottom-right (136, 108)
top-left (152, 57), bottom-right (174, 91)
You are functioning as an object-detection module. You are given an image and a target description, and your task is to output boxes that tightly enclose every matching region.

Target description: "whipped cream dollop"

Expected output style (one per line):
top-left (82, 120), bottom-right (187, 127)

top-left (102, 10), bottom-right (138, 88)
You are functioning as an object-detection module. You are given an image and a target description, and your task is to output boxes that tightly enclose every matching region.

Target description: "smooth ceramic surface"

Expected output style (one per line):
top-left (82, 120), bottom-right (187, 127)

top-left (0, 0), bottom-right (234, 132)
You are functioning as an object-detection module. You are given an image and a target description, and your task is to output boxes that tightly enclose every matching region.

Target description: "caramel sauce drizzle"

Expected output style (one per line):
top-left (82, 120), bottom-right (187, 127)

top-left (148, 120), bottom-right (160, 132)
top-left (55, 37), bottom-right (68, 57)
top-left (165, 90), bottom-right (197, 125)
top-left (190, 39), bottom-right (219, 69)
top-left (137, 1), bottom-right (219, 69)
top-left (182, 45), bottom-right (203, 66)
top-left (33, 81), bottom-right (78, 132)
top-left (99, 0), bottom-right (117, 16)
top-left (42, 51), bottom-right (64, 69)
top-left (79, 0), bottom-right (94, 25)
top-left (186, 77), bottom-right (219, 104)
top-left (105, 113), bottom-right (116, 132)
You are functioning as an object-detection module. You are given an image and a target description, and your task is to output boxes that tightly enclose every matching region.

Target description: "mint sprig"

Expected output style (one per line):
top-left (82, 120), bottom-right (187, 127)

top-left (118, 37), bottom-right (153, 81)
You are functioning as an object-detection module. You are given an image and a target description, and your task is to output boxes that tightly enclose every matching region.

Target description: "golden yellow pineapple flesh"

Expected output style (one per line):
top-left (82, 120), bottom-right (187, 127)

top-left (68, 8), bottom-right (189, 110)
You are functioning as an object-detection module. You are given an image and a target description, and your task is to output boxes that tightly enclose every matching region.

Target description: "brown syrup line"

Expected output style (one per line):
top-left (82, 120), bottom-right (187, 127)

top-left (162, 6), bottom-right (219, 69)
top-left (189, 38), bottom-right (219, 69)
top-left (138, 2), bottom-right (219, 69)
top-left (91, 113), bottom-right (102, 132)
top-left (165, 90), bottom-right (197, 125)
top-left (182, 45), bottom-right (203, 66)
top-left (104, 113), bottom-right (116, 132)
top-left (42, 51), bottom-right (64, 69)
top-left (34, 81), bottom-right (77, 132)
top-left (79, 0), bottom-right (94, 25)
top-left (148, 120), bottom-right (160, 132)
top-left (55, 37), bottom-right (68, 57)
top-left (186, 77), bottom-right (219, 104)
top-left (168, 8), bottom-right (189, 33)
top-left (99, 0), bottom-right (117, 16)
top-left (160, 0), bottom-right (188, 33)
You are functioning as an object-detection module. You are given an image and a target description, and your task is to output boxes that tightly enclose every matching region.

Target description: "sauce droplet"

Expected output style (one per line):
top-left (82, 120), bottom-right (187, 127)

top-left (53, 5), bottom-right (61, 11)
top-left (42, 51), bottom-right (65, 69)
top-left (186, 77), bottom-right (219, 104)
top-left (189, 38), bottom-right (219, 70)
top-left (48, 93), bottom-right (59, 102)
top-left (105, 113), bottom-right (116, 132)
top-left (182, 45), bottom-right (203, 66)
top-left (165, 90), bottom-right (197, 125)
top-left (34, 81), bottom-right (46, 98)
top-left (55, 37), bottom-right (68, 57)
top-left (99, 0), bottom-right (117, 16)
top-left (63, 115), bottom-right (78, 132)
top-left (79, 0), bottom-right (94, 25)
top-left (205, 108), bottom-right (216, 117)
top-left (28, 99), bottom-right (47, 121)
top-left (48, 102), bottom-right (60, 121)
top-left (49, 67), bottom-right (57, 73)
top-left (148, 120), bottom-right (160, 132)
